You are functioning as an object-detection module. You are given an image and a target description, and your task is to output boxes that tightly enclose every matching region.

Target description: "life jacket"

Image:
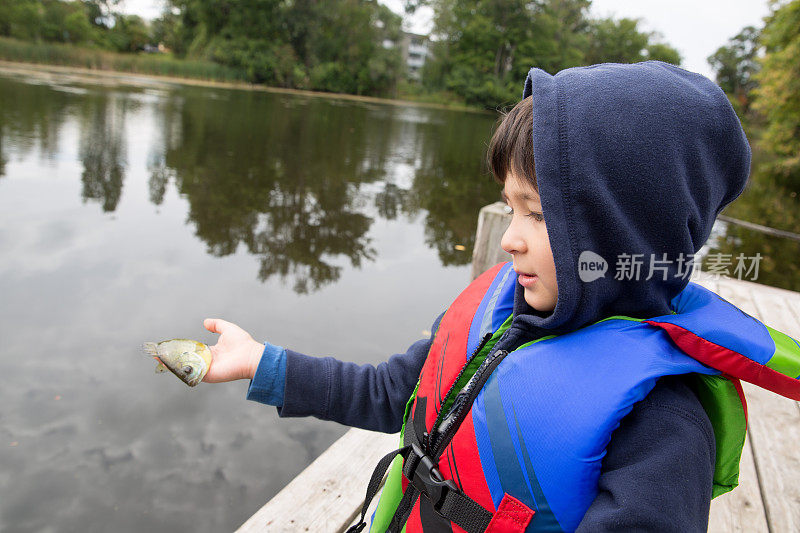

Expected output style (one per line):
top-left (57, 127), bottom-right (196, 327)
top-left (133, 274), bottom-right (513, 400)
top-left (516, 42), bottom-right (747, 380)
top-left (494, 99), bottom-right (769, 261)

top-left (348, 262), bottom-right (800, 533)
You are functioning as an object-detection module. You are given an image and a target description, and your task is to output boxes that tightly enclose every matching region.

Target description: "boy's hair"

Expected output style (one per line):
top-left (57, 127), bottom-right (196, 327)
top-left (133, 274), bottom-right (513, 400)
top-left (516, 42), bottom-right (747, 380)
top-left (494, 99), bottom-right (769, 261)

top-left (486, 96), bottom-right (537, 191)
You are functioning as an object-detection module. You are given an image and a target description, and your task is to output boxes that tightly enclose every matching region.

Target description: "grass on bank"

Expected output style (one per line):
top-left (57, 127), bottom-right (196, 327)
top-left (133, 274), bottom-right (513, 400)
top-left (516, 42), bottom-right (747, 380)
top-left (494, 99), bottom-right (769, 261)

top-left (0, 37), bottom-right (248, 83)
top-left (0, 37), bottom-right (478, 111)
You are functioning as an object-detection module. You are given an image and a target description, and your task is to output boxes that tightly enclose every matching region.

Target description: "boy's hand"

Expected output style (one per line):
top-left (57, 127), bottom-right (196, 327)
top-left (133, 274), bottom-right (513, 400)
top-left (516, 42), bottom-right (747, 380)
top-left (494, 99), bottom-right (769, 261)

top-left (202, 318), bottom-right (265, 383)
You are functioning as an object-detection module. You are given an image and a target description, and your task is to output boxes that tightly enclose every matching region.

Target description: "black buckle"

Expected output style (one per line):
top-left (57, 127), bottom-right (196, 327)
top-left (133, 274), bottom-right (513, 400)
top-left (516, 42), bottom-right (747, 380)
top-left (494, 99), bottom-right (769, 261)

top-left (406, 442), bottom-right (458, 511)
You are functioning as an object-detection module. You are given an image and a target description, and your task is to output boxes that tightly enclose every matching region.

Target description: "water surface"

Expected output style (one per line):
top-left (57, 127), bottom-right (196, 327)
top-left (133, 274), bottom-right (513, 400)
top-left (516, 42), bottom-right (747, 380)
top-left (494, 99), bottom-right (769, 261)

top-left (0, 70), bottom-right (498, 532)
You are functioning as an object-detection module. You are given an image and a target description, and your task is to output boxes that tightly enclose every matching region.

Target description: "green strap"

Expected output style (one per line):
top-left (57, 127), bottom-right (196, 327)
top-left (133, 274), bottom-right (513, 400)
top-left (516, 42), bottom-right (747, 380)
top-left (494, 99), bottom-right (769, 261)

top-left (689, 374), bottom-right (747, 498)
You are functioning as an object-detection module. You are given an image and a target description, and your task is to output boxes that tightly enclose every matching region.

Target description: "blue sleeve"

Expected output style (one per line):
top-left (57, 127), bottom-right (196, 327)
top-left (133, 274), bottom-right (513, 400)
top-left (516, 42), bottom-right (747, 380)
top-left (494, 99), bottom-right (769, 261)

top-left (247, 312), bottom-right (444, 434)
top-left (576, 375), bottom-right (716, 532)
top-left (246, 342), bottom-right (287, 406)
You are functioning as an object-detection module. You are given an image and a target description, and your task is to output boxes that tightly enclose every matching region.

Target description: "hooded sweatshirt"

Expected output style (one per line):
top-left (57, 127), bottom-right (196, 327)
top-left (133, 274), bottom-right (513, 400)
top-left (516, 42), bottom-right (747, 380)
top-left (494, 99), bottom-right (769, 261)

top-left (246, 61), bottom-right (751, 530)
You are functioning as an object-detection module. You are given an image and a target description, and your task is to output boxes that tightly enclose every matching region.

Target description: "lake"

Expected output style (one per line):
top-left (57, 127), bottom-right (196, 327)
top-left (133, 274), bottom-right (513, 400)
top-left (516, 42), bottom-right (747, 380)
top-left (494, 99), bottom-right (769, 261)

top-left (0, 68), bottom-right (499, 532)
top-left (0, 66), bottom-right (797, 533)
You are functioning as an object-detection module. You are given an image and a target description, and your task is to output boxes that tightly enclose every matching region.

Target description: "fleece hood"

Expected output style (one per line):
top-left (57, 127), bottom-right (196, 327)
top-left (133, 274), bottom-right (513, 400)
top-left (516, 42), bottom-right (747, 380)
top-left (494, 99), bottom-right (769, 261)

top-left (512, 61), bottom-right (752, 336)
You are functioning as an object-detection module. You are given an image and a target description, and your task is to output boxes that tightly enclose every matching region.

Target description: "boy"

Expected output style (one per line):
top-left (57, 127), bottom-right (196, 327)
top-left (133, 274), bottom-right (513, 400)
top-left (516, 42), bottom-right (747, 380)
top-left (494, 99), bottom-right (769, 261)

top-left (201, 62), bottom-right (754, 531)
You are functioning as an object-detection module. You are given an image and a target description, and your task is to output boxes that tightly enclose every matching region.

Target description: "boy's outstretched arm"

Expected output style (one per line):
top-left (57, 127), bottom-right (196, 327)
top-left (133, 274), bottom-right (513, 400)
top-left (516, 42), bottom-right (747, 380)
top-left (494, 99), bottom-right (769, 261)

top-left (576, 375), bottom-right (716, 532)
top-left (246, 312), bottom-right (444, 434)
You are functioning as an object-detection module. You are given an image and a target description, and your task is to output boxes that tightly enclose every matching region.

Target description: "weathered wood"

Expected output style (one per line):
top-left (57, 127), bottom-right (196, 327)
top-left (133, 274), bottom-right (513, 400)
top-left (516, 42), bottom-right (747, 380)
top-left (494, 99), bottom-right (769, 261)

top-left (716, 279), bottom-right (800, 532)
top-left (708, 434), bottom-right (769, 532)
top-left (741, 285), bottom-right (800, 532)
top-left (472, 202), bottom-right (511, 280)
top-left (738, 381), bottom-right (800, 533)
top-left (236, 428), bottom-right (399, 533)
top-left (690, 278), bottom-right (769, 531)
top-left (345, 478), bottom-right (385, 531)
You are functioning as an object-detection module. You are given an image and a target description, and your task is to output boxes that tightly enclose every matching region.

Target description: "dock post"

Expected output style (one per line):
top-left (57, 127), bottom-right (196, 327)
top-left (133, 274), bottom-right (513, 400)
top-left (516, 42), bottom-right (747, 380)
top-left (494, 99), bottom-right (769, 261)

top-left (471, 201), bottom-right (511, 280)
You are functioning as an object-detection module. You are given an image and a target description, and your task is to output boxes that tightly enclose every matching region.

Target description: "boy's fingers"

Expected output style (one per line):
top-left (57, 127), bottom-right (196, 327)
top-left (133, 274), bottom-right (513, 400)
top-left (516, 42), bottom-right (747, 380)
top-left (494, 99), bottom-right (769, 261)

top-left (204, 318), bottom-right (235, 334)
top-left (204, 318), bottom-right (222, 333)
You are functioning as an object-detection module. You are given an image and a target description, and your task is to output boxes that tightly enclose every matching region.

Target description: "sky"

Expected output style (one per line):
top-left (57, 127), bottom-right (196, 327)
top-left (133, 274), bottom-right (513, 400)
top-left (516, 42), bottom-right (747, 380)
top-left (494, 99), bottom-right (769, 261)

top-left (119, 0), bottom-right (771, 80)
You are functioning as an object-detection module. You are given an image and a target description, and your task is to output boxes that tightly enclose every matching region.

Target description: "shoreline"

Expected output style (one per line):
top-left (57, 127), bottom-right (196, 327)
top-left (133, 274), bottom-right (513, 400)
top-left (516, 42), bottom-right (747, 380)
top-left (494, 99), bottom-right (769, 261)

top-left (0, 60), bottom-right (491, 115)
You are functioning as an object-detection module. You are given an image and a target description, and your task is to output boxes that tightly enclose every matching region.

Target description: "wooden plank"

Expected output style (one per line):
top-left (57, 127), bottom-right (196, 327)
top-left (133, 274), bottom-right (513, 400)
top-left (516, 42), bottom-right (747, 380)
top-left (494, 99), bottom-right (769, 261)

top-left (236, 428), bottom-right (400, 533)
top-left (739, 381), bottom-right (800, 533)
top-left (717, 280), bottom-right (800, 532)
top-left (782, 296), bottom-right (800, 335)
top-left (731, 274), bottom-right (800, 300)
top-left (708, 434), bottom-right (769, 532)
top-left (751, 286), bottom-right (800, 340)
top-left (716, 277), bottom-right (761, 318)
top-left (689, 270), bottom-right (719, 293)
top-left (697, 277), bottom-right (769, 532)
top-left (746, 285), bottom-right (800, 532)
top-left (345, 479), bottom-right (384, 531)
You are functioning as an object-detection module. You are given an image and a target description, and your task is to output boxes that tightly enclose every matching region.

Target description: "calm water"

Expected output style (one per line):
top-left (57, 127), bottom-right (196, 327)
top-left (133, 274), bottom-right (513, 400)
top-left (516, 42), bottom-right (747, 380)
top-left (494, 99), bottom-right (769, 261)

top-left (1, 68), bottom-right (797, 533)
top-left (0, 70), bottom-right (498, 532)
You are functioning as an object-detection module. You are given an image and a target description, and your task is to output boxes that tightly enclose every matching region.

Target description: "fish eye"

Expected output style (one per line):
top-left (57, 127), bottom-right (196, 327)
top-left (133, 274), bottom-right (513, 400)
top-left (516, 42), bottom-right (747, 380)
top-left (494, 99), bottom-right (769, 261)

top-left (182, 365), bottom-right (192, 375)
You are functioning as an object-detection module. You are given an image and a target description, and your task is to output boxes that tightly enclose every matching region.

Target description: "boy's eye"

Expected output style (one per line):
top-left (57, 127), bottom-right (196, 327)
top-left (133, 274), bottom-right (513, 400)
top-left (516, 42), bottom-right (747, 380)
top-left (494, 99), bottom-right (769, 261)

top-left (504, 204), bottom-right (544, 222)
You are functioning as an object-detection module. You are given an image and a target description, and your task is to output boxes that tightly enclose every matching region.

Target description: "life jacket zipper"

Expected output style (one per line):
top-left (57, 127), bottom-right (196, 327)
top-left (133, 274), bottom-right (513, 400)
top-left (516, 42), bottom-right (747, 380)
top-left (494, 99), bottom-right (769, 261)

top-left (428, 347), bottom-right (511, 457)
top-left (426, 331), bottom-right (493, 452)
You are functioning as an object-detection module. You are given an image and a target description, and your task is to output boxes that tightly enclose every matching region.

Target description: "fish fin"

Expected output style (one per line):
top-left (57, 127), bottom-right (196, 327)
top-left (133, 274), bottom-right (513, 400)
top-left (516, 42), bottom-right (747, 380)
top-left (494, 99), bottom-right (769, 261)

top-left (142, 342), bottom-right (158, 357)
top-left (155, 362), bottom-right (167, 373)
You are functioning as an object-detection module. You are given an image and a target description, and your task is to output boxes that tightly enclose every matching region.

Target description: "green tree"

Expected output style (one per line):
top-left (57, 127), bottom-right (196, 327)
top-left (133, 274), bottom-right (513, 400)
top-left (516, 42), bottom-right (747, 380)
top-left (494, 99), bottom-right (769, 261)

top-left (415, 0), bottom-right (591, 109)
top-left (645, 42), bottom-right (681, 65)
top-left (586, 17), bottom-right (681, 65)
top-left (707, 26), bottom-right (760, 110)
top-left (585, 17), bottom-right (648, 64)
top-left (81, 0), bottom-right (118, 28)
top-left (0, 0), bottom-right (109, 45)
top-left (0, 1), bottom-right (43, 41)
top-left (108, 14), bottom-right (150, 52)
top-left (753, 0), bottom-right (800, 184)
top-left (63, 9), bottom-right (93, 43)
top-left (527, 0), bottom-right (591, 73)
top-left (166, 0), bottom-right (402, 95)
top-left (412, 1), bottom-right (680, 109)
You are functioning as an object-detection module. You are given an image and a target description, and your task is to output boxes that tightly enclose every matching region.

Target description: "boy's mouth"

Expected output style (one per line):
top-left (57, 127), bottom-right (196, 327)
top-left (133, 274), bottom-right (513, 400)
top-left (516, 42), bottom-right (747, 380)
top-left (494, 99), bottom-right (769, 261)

top-left (515, 268), bottom-right (539, 287)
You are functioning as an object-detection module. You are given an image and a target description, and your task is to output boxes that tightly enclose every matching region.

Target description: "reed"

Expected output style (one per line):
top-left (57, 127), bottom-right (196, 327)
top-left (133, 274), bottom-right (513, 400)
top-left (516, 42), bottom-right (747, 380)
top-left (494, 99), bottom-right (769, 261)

top-left (0, 37), bottom-right (247, 83)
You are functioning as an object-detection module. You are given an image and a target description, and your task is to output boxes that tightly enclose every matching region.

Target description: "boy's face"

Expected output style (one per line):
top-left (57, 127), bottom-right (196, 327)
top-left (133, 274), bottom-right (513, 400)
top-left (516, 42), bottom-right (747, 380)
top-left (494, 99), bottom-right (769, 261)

top-left (501, 173), bottom-right (558, 313)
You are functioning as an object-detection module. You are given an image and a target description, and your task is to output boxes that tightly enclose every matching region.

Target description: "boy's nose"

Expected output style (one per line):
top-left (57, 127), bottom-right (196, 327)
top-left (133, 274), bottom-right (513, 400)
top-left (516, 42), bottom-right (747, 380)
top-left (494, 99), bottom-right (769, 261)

top-left (501, 219), bottom-right (526, 255)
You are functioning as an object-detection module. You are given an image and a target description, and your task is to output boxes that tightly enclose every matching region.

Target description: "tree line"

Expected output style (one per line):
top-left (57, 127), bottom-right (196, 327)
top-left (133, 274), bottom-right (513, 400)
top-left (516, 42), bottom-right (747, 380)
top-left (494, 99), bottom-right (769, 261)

top-left (707, 0), bottom-right (800, 188)
top-left (1, 1), bottom-right (681, 104)
top-left (1, 0), bottom-right (796, 185)
top-left (0, 0), bottom-right (150, 53)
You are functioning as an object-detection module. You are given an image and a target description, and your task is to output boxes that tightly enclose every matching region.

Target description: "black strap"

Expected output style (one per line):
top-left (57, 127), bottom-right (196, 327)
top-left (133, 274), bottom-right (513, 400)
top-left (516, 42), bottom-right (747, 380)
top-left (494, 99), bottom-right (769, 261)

top-left (387, 481), bottom-right (419, 532)
top-left (345, 445), bottom-right (410, 533)
top-left (437, 485), bottom-right (493, 532)
top-left (385, 421), bottom-right (424, 531)
top-left (371, 345), bottom-right (513, 532)
top-left (385, 424), bottom-right (494, 533)
top-left (388, 442), bottom-right (493, 533)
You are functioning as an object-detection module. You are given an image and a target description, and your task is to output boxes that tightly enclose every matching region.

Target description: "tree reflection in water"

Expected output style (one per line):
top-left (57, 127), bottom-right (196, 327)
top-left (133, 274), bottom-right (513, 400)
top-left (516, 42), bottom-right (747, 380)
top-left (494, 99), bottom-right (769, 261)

top-left (0, 74), bottom-right (71, 178)
top-left (147, 89), bottom-right (386, 293)
top-left (3, 72), bottom-right (797, 293)
top-left (78, 93), bottom-right (129, 212)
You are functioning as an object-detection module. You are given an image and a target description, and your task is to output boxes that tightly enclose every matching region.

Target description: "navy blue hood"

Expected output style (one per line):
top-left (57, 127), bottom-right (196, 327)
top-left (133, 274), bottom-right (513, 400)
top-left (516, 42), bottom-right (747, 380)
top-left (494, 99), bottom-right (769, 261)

top-left (511, 61), bottom-right (751, 336)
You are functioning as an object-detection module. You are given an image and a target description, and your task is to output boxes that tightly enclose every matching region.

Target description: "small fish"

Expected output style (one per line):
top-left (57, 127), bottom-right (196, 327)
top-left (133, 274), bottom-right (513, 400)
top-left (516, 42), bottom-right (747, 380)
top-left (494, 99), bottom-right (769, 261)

top-left (142, 339), bottom-right (212, 387)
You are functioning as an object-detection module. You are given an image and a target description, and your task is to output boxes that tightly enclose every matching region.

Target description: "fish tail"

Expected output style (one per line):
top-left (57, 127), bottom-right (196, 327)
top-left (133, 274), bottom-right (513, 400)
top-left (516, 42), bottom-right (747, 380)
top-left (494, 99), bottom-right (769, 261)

top-left (142, 342), bottom-right (158, 357)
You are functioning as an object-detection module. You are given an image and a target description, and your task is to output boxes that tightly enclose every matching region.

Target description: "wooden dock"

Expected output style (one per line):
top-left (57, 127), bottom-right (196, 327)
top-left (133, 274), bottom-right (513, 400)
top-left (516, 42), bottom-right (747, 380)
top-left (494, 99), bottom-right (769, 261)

top-left (238, 205), bottom-right (800, 532)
